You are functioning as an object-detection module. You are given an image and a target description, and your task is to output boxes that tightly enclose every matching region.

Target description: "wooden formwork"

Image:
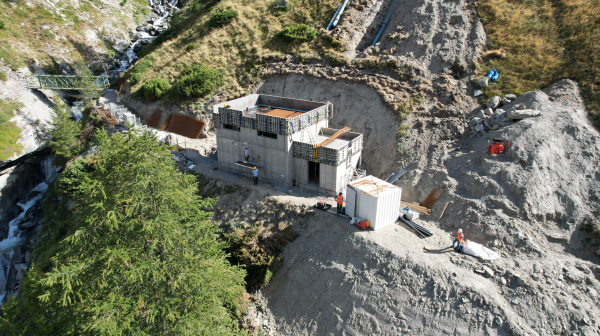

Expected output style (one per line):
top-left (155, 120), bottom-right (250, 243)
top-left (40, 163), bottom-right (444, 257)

top-left (292, 141), bottom-right (341, 166)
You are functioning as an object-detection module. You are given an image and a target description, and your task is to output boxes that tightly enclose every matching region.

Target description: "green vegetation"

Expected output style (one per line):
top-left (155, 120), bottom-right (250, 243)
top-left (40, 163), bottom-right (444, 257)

top-left (0, 20), bottom-right (5, 30)
top-left (477, 0), bottom-right (600, 126)
top-left (176, 63), bottom-right (224, 98)
top-left (0, 71), bottom-right (7, 81)
top-left (0, 128), bottom-right (247, 335)
top-left (126, 0), bottom-right (342, 103)
top-left (139, 78), bottom-right (171, 100)
top-left (281, 24), bottom-right (316, 42)
top-left (48, 97), bottom-right (81, 165)
top-left (185, 42), bottom-right (198, 51)
top-left (225, 222), bottom-right (298, 288)
top-left (0, 98), bottom-right (23, 161)
top-left (127, 55), bottom-right (155, 84)
top-left (208, 10), bottom-right (238, 27)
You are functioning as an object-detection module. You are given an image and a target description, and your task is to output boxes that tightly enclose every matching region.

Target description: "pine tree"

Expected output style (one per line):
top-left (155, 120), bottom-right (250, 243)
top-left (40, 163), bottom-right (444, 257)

top-left (48, 96), bottom-right (81, 165)
top-left (6, 128), bottom-right (247, 335)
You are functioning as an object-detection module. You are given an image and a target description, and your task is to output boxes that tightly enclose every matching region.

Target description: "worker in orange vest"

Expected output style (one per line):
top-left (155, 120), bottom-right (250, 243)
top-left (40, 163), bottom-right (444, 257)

top-left (336, 192), bottom-right (344, 215)
top-left (453, 229), bottom-right (464, 252)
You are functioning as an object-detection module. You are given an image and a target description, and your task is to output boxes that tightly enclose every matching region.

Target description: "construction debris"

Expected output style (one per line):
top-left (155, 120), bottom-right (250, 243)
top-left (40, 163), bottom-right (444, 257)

top-left (398, 215), bottom-right (433, 238)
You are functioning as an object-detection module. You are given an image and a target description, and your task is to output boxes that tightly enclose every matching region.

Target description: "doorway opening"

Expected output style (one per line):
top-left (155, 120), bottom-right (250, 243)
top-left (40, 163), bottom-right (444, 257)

top-left (308, 161), bottom-right (320, 185)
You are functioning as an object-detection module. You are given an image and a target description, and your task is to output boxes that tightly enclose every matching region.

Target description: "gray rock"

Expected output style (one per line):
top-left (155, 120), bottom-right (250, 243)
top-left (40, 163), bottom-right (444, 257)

top-left (276, 0), bottom-right (288, 6)
top-left (470, 117), bottom-right (481, 126)
top-left (432, 117), bottom-right (441, 126)
top-left (495, 317), bottom-right (503, 326)
top-left (486, 96), bottom-right (501, 109)
top-left (474, 89), bottom-right (483, 97)
top-left (477, 77), bottom-right (489, 88)
top-left (477, 110), bottom-right (485, 119)
top-left (532, 274), bottom-right (540, 281)
top-left (501, 98), bottom-right (511, 105)
top-left (505, 94), bottom-right (517, 100)
top-left (513, 103), bottom-right (526, 110)
top-left (18, 221), bottom-right (35, 230)
top-left (492, 124), bottom-right (500, 130)
top-left (507, 108), bottom-right (542, 120)
top-left (484, 107), bottom-right (494, 115)
top-left (500, 277), bottom-right (507, 285)
top-left (516, 276), bottom-right (526, 286)
top-left (475, 124), bottom-right (485, 132)
top-left (484, 267), bottom-right (494, 277)
top-left (112, 40), bottom-right (130, 54)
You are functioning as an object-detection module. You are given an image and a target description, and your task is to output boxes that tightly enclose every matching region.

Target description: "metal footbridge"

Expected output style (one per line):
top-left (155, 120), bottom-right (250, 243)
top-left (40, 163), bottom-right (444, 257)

top-left (24, 75), bottom-right (110, 90)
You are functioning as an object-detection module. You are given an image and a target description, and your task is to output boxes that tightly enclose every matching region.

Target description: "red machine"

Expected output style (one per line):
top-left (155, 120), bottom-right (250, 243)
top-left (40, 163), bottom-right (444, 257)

top-left (487, 138), bottom-right (512, 155)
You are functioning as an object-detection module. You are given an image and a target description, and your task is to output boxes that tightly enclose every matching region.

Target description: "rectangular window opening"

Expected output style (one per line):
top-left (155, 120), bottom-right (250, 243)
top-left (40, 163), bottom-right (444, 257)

top-left (257, 130), bottom-right (278, 139)
top-left (223, 124), bottom-right (240, 132)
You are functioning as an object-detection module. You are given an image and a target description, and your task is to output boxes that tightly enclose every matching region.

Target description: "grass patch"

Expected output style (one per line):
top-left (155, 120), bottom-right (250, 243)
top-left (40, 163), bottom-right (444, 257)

top-left (0, 99), bottom-right (24, 161)
top-left (0, 72), bottom-right (6, 81)
top-left (477, 0), bottom-right (600, 126)
top-left (126, 0), bottom-right (342, 104)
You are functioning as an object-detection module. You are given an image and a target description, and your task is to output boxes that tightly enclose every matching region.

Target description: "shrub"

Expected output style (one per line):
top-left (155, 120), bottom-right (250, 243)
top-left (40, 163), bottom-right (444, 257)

top-left (185, 42), bottom-right (198, 52)
top-left (176, 64), bottom-right (223, 98)
top-left (139, 78), bottom-right (170, 100)
top-left (0, 20), bottom-right (5, 30)
top-left (129, 72), bottom-right (142, 85)
top-left (282, 24), bottom-right (317, 42)
top-left (208, 10), bottom-right (238, 28)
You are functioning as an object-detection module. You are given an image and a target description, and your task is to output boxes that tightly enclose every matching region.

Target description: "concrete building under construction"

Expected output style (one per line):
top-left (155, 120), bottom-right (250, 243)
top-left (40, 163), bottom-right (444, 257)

top-left (213, 94), bottom-right (364, 195)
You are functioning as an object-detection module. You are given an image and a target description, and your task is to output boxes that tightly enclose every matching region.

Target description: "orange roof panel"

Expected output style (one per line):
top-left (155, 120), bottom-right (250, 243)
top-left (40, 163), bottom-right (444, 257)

top-left (265, 109), bottom-right (304, 119)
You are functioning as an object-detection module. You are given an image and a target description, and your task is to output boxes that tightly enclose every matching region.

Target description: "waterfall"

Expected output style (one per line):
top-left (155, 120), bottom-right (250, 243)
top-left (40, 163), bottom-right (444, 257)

top-left (0, 183), bottom-right (48, 306)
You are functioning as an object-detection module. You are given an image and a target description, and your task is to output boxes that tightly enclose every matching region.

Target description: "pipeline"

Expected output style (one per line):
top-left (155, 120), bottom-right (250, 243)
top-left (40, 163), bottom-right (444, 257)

top-left (398, 216), bottom-right (427, 238)
top-left (331, 0), bottom-right (350, 28)
top-left (372, 10), bottom-right (394, 45)
top-left (326, 1), bottom-right (344, 31)
top-left (386, 169), bottom-right (405, 183)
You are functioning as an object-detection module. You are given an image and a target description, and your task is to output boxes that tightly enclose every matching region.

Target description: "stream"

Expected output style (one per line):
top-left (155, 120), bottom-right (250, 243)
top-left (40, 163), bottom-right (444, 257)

top-left (0, 0), bottom-right (180, 307)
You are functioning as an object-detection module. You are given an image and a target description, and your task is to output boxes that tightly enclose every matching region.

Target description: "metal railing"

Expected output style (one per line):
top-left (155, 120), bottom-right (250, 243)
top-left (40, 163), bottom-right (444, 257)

top-left (106, 105), bottom-right (143, 128)
top-left (24, 75), bottom-right (110, 90)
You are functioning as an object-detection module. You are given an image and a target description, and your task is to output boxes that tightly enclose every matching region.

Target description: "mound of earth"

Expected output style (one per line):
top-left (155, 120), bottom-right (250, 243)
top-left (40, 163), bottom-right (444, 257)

top-left (334, 0), bottom-right (485, 74)
top-left (249, 79), bottom-right (600, 336)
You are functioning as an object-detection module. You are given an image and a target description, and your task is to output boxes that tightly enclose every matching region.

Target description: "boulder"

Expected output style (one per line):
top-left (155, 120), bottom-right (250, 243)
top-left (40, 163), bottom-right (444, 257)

top-left (501, 98), bottom-right (511, 105)
top-left (112, 40), bottom-right (130, 54)
top-left (475, 124), bottom-right (485, 132)
top-left (505, 94), bottom-right (517, 100)
top-left (486, 96), bottom-right (501, 109)
top-left (477, 77), bottom-right (489, 88)
top-left (432, 117), bottom-right (441, 126)
top-left (474, 89), bottom-right (483, 97)
top-left (276, 0), bottom-right (288, 6)
top-left (484, 107), bottom-right (494, 115)
top-left (470, 117), bottom-right (481, 126)
top-left (507, 108), bottom-right (542, 120)
top-left (477, 110), bottom-right (485, 119)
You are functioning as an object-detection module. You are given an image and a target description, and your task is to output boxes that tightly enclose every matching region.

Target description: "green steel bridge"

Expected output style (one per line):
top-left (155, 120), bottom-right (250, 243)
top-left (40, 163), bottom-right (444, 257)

top-left (24, 75), bottom-right (110, 90)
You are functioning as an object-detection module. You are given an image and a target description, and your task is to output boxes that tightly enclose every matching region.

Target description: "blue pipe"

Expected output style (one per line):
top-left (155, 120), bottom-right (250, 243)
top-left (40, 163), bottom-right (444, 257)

top-left (372, 10), bottom-right (394, 45)
top-left (331, 0), bottom-right (350, 28)
top-left (326, 1), bottom-right (344, 31)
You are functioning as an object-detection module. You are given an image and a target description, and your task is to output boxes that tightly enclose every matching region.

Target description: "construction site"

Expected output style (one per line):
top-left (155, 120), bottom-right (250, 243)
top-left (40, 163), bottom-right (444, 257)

top-left (2, 0), bottom-right (600, 332)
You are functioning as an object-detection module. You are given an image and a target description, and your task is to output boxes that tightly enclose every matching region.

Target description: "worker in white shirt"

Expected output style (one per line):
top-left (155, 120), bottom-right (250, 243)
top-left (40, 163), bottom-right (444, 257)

top-left (252, 166), bottom-right (258, 185)
top-left (244, 146), bottom-right (250, 161)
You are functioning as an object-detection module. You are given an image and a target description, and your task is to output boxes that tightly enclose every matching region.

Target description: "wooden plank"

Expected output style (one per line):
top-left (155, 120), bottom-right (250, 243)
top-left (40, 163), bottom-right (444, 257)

top-left (401, 201), bottom-right (431, 215)
top-left (316, 126), bottom-right (350, 148)
top-left (439, 201), bottom-right (450, 220)
top-left (341, 226), bottom-right (346, 235)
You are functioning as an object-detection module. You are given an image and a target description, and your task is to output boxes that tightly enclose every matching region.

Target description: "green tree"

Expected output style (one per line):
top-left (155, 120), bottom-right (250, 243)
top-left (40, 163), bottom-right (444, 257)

top-left (5, 128), bottom-right (247, 335)
top-left (48, 96), bottom-right (81, 165)
top-left (73, 62), bottom-right (102, 109)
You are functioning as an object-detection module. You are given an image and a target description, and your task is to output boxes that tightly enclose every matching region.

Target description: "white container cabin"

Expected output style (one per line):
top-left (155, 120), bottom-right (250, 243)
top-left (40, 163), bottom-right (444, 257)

top-left (345, 176), bottom-right (402, 230)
